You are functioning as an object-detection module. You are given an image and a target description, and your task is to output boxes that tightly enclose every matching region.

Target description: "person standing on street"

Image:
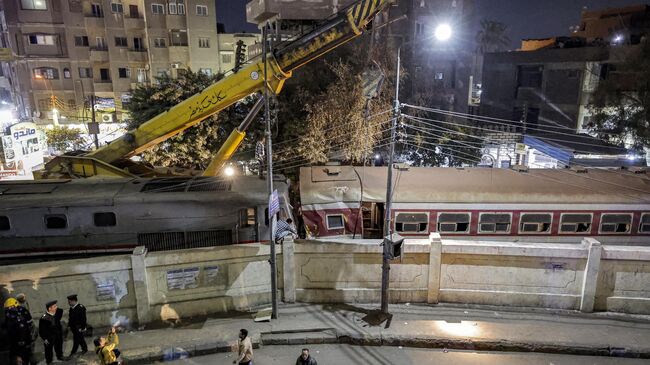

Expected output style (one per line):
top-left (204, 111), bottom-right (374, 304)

top-left (295, 348), bottom-right (317, 365)
top-left (3, 298), bottom-right (34, 365)
top-left (67, 294), bottom-right (88, 357)
top-left (39, 300), bottom-right (65, 364)
top-left (233, 328), bottom-right (253, 365)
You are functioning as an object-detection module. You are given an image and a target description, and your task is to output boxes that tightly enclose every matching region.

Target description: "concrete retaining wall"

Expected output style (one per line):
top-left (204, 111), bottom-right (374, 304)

top-left (2, 234), bottom-right (650, 332)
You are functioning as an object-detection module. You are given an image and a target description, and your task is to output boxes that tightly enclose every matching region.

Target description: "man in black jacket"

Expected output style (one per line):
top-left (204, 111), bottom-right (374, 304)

top-left (295, 348), bottom-right (317, 365)
top-left (39, 300), bottom-right (65, 364)
top-left (67, 294), bottom-right (88, 357)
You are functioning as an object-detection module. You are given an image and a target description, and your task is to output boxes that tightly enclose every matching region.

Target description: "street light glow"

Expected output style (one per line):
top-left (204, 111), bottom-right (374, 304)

top-left (434, 23), bottom-right (452, 41)
top-left (224, 166), bottom-right (235, 176)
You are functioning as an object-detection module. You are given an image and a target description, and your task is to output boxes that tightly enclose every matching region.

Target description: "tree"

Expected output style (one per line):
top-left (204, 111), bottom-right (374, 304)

top-left (476, 20), bottom-right (511, 54)
top-left (45, 126), bottom-right (85, 153)
top-left (126, 70), bottom-right (265, 170)
top-left (588, 41), bottom-right (650, 151)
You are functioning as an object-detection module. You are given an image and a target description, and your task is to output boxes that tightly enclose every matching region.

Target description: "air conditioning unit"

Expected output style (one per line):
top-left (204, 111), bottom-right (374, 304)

top-left (100, 113), bottom-right (116, 123)
top-left (171, 63), bottom-right (181, 69)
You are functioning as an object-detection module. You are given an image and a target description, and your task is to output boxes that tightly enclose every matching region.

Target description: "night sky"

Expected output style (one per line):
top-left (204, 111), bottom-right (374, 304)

top-left (217, 0), bottom-right (647, 46)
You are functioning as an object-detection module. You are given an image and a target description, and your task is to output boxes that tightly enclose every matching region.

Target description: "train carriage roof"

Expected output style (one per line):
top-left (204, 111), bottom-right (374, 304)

top-left (299, 166), bottom-right (650, 205)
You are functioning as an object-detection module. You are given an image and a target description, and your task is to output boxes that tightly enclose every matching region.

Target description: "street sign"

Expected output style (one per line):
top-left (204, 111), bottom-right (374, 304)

top-left (515, 143), bottom-right (526, 154)
top-left (0, 48), bottom-right (13, 61)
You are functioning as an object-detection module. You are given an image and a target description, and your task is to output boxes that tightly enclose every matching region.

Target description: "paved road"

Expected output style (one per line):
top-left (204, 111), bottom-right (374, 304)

top-left (155, 345), bottom-right (650, 365)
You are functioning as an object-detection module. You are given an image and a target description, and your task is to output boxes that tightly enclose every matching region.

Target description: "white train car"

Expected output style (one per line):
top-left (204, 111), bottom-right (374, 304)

top-left (299, 166), bottom-right (650, 245)
top-left (0, 175), bottom-right (292, 259)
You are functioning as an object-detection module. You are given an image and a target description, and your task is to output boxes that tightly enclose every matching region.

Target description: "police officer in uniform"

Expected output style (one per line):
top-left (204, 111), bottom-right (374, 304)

top-left (67, 294), bottom-right (88, 356)
top-left (4, 298), bottom-right (34, 365)
top-left (39, 300), bottom-right (65, 364)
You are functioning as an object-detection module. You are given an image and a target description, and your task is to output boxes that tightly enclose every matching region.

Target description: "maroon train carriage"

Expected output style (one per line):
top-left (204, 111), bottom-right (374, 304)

top-left (299, 166), bottom-right (650, 245)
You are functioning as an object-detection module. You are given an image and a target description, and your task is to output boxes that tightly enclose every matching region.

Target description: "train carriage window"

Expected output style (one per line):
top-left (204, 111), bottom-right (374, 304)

top-left (519, 213), bottom-right (552, 233)
top-left (0, 216), bottom-right (10, 231)
top-left (640, 213), bottom-right (650, 233)
top-left (326, 215), bottom-right (345, 230)
top-left (45, 214), bottom-right (67, 229)
top-left (560, 214), bottom-right (592, 233)
top-left (395, 213), bottom-right (428, 233)
top-left (478, 213), bottom-right (511, 233)
top-left (437, 213), bottom-right (470, 233)
top-left (239, 208), bottom-right (256, 228)
top-left (600, 213), bottom-right (632, 233)
top-left (94, 212), bottom-right (116, 227)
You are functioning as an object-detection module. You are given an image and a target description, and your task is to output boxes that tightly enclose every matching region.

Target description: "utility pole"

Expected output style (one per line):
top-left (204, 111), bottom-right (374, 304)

top-left (263, 22), bottom-right (278, 320)
top-left (90, 95), bottom-right (99, 149)
top-left (381, 46), bottom-right (401, 316)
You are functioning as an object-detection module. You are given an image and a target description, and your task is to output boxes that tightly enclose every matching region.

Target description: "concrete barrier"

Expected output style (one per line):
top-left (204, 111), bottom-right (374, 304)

top-left (2, 235), bottom-right (650, 331)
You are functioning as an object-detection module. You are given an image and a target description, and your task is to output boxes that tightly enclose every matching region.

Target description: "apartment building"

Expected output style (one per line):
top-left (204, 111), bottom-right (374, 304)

top-left (0, 0), bottom-right (222, 125)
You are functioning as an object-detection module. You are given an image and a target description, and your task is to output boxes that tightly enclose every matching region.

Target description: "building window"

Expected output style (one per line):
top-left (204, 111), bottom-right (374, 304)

top-left (326, 215), bottom-right (345, 230)
top-left (137, 68), bottom-right (147, 83)
top-left (28, 35), bottom-right (55, 45)
top-left (559, 213), bottom-right (592, 233)
top-left (478, 213), bottom-right (511, 233)
top-left (239, 208), bottom-right (256, 228)
top-left (170, 29), bottom-right (188, 46)
top-left (133, 37), bottom-right (144, 50)
top-left (94, 212), bottom-right (116, 227)
top-left (99, 68), bottom-right (110, 81)
top-left (519, 213), bottom-right (552, 233)
top-left (168, 0), bottom-right (177, 14)
top-left (91, 3), bottom-right (104, 17)
top-left (111, 1), bottom-right (123, 13)
top-left (415, 22), bottom-right (424, 36)
top-left (198, 37), bottom-right (210, 48)
top-left (118, 67), bottom-right (130, 78)
top-left (600, 213), bottom-right (632, 234)
top-left (0, 216), bottom-right (10, 231)
top-left (395, 213), bottom-right (428, 233)
top-left (434, 72), bottom-right (444, 80)
top-left (154, 38), bottom-right (166, 48)
top-left (21, 0), bottom-right (47, 10)
top-left (79, 67), bottom-right (92, 78)
top-left (221, 53), bottom-right (232, 64)
top-left (151, 3), bottom-right (164, 14)
top-left (199, 68), bottom-right (212, 76)
top-left (196, 4), bottom-right (208, 16)
top-left (177, 0), bottom-right (185, 14)
top-left (128, 4), bottom-right (139, 17)
top-left (640, 213), bottom-right (650, 233)
top-left (63, 68), bottom-right (71, 78)
top-left (45, 214), bottom-right (67, 229)
top-left (33, 67), bottom-right (59, 79)
top-left (517, 65), bottom-right (543, 88)
top-left (96, 37), bottom-right (107, 50)
top-left (115, 37), bottom-right (128, 47)
top-left (437, 213), bottom-right (470, 233)
top-left (74, 36), bottom-right (89, 46)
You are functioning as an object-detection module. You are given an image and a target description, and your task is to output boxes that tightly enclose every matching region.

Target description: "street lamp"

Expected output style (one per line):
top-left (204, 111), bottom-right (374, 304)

top-left (380, 23), bottom-right (452, 317)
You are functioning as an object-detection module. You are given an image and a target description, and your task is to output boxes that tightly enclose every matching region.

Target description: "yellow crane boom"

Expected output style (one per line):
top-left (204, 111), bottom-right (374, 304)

top-left (37, 0), bottom-right (391, 179)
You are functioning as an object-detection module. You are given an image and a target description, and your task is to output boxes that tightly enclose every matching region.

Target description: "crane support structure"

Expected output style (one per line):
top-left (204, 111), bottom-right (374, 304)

top-left (38, 0), bottom-right (391, 179)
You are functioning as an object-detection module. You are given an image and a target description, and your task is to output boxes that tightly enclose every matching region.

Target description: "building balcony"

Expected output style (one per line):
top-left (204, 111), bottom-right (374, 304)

top-left (123, 16), bottom-right (144, 29)
top-left (84, 15), bottom-right (105, 28)
top-left (90, 48), bottom-right (109, 62)
top-left (128, 49), bottom-right (148, 62)
top-left (93, 80), bottom-right (113, 92)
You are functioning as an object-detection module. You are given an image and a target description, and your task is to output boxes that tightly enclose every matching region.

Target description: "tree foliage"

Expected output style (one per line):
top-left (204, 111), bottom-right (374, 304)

top-left (588, 41), bottom-right (650, 151)
top-left (45, 126), bottom-right (85, 153)
top-left (476, 20), bottom-right (511, 54)
top-left (126, 70), bottom-right (265, 169)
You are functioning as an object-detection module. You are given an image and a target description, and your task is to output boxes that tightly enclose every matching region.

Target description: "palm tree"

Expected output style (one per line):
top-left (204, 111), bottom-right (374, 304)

top-left (476, 20), bottom-right (511, 54)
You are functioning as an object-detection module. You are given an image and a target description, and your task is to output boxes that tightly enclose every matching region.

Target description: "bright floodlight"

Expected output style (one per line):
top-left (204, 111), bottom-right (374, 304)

top-left (224, 166), bottom-right (235, 176)
top-left (434, 23), bottom-right (452, 41)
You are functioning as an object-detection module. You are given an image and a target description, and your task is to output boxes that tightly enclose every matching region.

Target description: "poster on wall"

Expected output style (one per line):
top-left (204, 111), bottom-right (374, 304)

top-left (166, 267), bottom-right (200, 290)
top-left (96, 283), bottom-right (116, 301)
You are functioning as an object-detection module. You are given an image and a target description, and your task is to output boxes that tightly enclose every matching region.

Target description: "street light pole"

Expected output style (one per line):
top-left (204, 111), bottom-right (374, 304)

top-left (380, 46), bottom-right (401, 315)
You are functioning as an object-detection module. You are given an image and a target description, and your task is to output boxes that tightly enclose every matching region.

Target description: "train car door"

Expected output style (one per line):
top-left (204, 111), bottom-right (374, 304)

top-left (237, 207), bottom-right (258, 243)
top-left (362, 202), bottom-right (384, 239)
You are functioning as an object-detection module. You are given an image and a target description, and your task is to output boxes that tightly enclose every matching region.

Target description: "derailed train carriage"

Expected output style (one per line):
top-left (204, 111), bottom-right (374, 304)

top-left (0, 175), bottom-right (292, 259)
top-left (299, 166), bottom-right (650, 245)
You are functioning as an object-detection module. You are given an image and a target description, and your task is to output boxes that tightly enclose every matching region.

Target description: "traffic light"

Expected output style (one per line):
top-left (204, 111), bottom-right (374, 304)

top-left (234, 40), bottom-right (246, 72)
top-left (384, 232), bottom-right (404, 259)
